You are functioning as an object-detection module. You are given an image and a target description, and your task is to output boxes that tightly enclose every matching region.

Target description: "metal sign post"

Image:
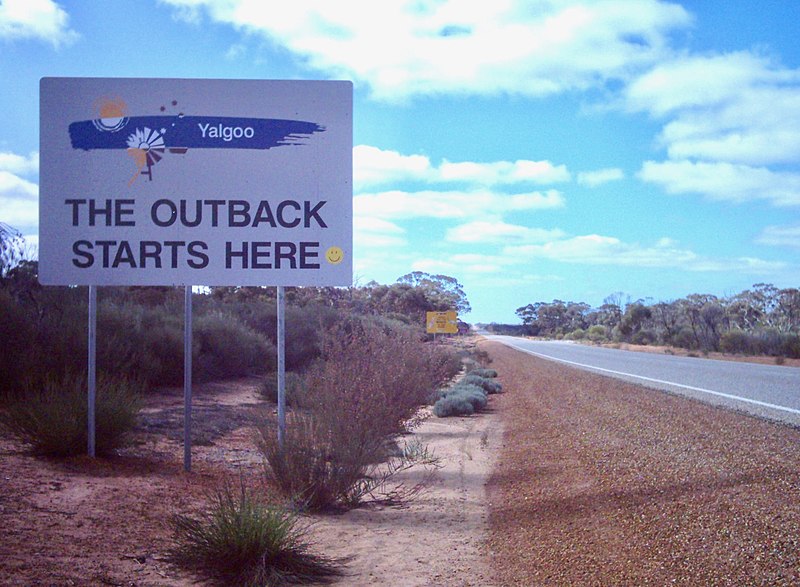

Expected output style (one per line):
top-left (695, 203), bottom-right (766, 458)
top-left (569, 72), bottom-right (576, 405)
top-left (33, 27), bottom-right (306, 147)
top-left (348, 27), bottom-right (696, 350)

top-left (184, 286), bottom-right (193, 472)
top-left (277, 286), bottom-right (286, 449)
top-left (87, 285), bottom-right (97, 458)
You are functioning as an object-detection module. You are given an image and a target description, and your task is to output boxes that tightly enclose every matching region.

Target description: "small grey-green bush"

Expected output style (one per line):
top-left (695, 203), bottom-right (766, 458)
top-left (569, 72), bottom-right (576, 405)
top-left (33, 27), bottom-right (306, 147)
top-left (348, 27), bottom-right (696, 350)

top-left (461, 374), bottom-right (502, 394)
top-left (433, 394), bottom-right (475, 417)
top-left (468, 368), bottom-right (498, 378)
top-left (457, 386), bottom-right (488, 411)
top-left (433, 383), bottom-right (488, 417)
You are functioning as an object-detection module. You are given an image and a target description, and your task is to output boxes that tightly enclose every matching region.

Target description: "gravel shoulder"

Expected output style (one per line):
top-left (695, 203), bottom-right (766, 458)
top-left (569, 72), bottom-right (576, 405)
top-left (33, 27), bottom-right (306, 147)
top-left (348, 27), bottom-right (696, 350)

top-left (484, 340), bottom-right (800, 586)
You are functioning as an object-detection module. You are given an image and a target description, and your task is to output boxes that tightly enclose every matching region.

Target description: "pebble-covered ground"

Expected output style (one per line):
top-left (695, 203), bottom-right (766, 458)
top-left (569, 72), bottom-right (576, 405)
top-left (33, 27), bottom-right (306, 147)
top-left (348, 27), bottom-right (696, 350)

top-left (484, 340), bottom-right (800, 586)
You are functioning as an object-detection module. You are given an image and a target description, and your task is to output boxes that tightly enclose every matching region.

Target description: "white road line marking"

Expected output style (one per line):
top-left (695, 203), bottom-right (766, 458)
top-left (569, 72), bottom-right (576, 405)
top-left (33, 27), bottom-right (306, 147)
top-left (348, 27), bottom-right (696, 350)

top-left (502, 341), bottom-right (800, 417)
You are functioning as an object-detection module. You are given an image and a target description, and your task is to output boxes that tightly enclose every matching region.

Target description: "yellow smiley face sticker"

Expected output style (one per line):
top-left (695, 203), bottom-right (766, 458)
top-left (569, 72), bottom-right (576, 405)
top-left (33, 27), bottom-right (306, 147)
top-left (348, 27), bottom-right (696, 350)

top-left (325, 246), bottom-right (344, 265)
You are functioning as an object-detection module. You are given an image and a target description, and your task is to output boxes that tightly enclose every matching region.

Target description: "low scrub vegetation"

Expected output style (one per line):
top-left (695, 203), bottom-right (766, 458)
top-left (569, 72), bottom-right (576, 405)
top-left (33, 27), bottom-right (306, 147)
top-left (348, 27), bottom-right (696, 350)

top-left (461, 373), bottom-right (503, 394)
top-left (170, 480), bottom-right (345, 586)
top-left (468, 368), bottom-right (498, 378)
top-left (433, 368), bottom-right (502, 418)
top-left (0, 250), bottom-right (472, 397)
top-left (433, 383), bottom-right (487, 417)
top-left (1, 374), bottom-right (141, 457)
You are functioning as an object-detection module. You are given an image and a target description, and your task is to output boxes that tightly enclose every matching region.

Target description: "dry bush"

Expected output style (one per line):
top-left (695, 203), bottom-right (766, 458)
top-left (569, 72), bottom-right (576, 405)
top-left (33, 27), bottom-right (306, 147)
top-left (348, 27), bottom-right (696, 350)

top-left (258, 319), bottom-right (453, 510)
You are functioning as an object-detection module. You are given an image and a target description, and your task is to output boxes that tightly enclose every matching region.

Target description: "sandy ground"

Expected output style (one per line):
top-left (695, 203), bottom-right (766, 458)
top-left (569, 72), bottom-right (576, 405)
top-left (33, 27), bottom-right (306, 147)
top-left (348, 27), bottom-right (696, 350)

top-left (310, 408), bottom-right (500, 586)
top-left (0, 370), bottom-right (501, 586)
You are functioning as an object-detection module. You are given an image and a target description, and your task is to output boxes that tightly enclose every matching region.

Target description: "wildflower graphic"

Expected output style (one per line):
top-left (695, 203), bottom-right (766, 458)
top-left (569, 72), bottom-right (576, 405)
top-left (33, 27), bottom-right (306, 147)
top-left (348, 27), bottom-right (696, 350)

top-left (69, 97), bottom-right (325, 185)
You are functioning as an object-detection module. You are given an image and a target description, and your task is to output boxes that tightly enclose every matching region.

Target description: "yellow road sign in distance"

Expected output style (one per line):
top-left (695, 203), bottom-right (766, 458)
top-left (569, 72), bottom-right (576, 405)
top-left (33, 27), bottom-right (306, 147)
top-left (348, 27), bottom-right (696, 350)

top-left (426, 311), bottom-right (458, 334)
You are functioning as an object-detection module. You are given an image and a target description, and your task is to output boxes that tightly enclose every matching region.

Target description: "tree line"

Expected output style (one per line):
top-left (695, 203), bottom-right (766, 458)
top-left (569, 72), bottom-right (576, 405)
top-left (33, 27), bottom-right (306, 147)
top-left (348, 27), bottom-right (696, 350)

top-left (488, 285), bottom-right (800, 358)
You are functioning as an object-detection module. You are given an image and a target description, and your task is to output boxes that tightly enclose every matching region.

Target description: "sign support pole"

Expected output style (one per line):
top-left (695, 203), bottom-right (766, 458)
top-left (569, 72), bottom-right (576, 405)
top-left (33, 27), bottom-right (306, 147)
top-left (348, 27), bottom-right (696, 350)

top-left (87, 285), bottom-right (97, 458)
top-left (277, 286), bottom-right (286, 449)
top-left (184, 286), bottom-right (193, 472)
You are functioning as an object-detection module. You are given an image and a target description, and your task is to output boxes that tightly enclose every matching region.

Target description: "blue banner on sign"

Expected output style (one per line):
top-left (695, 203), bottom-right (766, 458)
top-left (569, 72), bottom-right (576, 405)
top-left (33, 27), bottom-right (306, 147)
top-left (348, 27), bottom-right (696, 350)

top-left (69, 115), bottom-right (324, 151)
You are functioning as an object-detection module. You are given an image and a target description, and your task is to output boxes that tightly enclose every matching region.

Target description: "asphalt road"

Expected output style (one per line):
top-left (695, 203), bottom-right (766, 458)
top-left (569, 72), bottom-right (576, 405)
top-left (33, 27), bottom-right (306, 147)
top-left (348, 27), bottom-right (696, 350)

top-left (486, 335), bottom-right (800, 427)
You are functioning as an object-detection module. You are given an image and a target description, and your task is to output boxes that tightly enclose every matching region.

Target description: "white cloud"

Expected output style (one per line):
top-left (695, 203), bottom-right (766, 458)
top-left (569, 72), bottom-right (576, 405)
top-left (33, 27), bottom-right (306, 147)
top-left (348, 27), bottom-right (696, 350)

top-left (506, 234), bottom-right (692, 266)
top-left (627, 51), bottom-right (800, 207)
top-left (0, 170), bottom-right (37, 198)
top-left (0, 150), bottom-right (39, 229)
top-left (160, 0), bottom-right (691, 100)
top-left (354, 216), bottom-right (407, 248)
top-left (756, 225), bottom-right (800, 249)
top-left (577, 167), bottom-right (624, 187)
top-left (638, 160), bottom-right (800, 207)
top-left (0, 151), bottom-right (39, 175)
top-left (0, 0), bottom-right (78, 47)
top-left (504, 234), bottom-right (786, 273)
top-left (0, 195), bottom-right (39, 228)
top-left (438, 159), bottom-right (570, 185)
top-left (354, 145), bottom-right (569, 189)
top-left (354, 189), bottom-right (565, 220)
top-left (354, 145), bottom-right (433, 187)
top-left (624, 52), bottom-right (796, 117)
top-left (411, 258), bottom-right (457, 274)
top-left (446, 221), bottom-right (565, 244)
top-left (412, 253), bottom-right (508, 275)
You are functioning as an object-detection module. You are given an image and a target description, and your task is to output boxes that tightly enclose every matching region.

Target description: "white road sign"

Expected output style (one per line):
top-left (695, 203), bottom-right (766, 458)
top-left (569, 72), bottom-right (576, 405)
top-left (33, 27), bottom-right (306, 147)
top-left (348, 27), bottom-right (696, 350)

top-left (39, 78), bottom-right (352, 286)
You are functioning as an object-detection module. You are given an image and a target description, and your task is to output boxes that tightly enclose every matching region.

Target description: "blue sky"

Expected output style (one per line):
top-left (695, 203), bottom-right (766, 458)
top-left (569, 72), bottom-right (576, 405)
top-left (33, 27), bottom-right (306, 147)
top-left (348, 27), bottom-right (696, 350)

top-left (1, 0), bottom-right (798, 323)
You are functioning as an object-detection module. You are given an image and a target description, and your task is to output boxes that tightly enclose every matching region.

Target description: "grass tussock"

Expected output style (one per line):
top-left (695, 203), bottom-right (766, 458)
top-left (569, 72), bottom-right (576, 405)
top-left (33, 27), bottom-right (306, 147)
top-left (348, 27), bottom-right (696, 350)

top-left (170, 481), bottom-right (345, 586)
top-left (0, 374), bottom-right (141, 457)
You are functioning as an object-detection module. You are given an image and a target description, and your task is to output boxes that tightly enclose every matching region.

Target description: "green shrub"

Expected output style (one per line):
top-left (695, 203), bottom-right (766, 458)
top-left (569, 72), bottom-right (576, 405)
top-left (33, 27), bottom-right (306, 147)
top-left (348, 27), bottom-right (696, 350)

top-left (720, 329), bottom-right (757, 355)
top-left (433, 394), bottom-right (475, 417)
top-left (468, 368), bottom-right (498, 378)
top-left (0, 289), bottom-right (36, 394)
top-left (26, 288), bottom-right (88, 387)
top-left (670, 327), bottom-right (698, 350)
top-left (1, 374), bottom-right (142, 457)
top-left (472, 347), bottom-right (493, 367)
top-left (260, 371), bottom-right (303, 405)
top-left (566, 328), bottom-right (586, 340)
top-left (97, 301), bottom-right (185, 385)
top-left (170, 480), bottom-right (344, 586)
top-left (461, 374), bottom-right (502, 394)
top-left (586, 325), bottom-right (606, 342)
top-left (194, 312), bottom-right (276, 382)
top-left (259, 411), bottom-right (383, 510)
top-left (782, 334), bottom-right (800, 359)
top-left (631, 329), bottom-right (657, 346)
